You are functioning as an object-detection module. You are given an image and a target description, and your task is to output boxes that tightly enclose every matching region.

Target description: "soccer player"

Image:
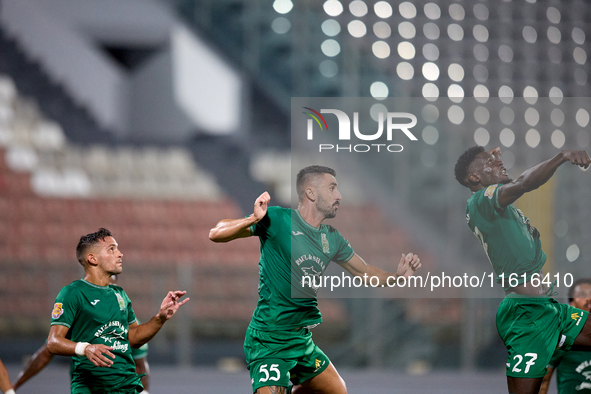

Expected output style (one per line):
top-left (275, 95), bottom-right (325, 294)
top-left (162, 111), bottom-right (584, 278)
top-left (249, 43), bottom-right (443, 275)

top-left (539, 279), bottom-right (591, 394)
top-left (13, 276), bottom-right (151, 393)
top-left (47, 228), bottom-right (188, 393)
top-left (0, 357), bottom-right (15, 394)
top-left (455, 146), bottom-right (591, 394)
top-left (209, 165), bottom-right (421, 394)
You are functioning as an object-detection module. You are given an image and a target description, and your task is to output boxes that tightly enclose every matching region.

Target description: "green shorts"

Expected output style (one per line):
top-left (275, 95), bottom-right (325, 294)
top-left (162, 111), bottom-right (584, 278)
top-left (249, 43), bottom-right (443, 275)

top-left (244, 326), bottom-right (331, 393)
top-left (496, 295), bottom-right (588, 378)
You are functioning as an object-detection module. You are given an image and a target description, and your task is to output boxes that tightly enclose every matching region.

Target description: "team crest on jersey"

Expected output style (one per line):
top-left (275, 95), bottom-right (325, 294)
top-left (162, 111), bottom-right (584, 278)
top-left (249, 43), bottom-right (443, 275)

top-left (115, 293), bottom-right (126, 311)
top-left (484, 184), bottom-right (497, 199)
top-left (52, 303), bottom-right (64, 319)
top-left (321, 233), bottom-right (329, 254)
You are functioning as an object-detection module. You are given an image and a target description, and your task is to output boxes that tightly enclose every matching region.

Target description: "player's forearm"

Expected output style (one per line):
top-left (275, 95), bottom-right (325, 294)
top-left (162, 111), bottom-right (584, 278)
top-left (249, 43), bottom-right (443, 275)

top-left (208, 216), bottom-right (256, 242)
top-left (538, 368), bottom-right (553, 394)
top-left (13, 346), bottom-right (53, 390)
top-left (514, 152), bottom-right (566, 194)
top-left (46, 335), bottom-right (78, 357)
top-left (0, 360), bottom-right (13, 392)
top-left (362, 265), bottom-right (396, 286)
top-left (128, 318), bottom-right (165, 348)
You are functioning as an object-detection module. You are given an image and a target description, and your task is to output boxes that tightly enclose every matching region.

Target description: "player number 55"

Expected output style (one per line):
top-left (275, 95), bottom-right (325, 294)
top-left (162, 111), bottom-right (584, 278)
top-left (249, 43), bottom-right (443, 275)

top-left (259, 364), bottom-right (281, 382)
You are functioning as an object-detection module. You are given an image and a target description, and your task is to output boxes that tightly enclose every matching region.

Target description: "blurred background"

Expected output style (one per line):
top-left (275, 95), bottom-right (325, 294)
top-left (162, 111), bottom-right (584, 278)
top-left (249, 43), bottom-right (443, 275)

top-left (0, 0), bottom-right (590, 392)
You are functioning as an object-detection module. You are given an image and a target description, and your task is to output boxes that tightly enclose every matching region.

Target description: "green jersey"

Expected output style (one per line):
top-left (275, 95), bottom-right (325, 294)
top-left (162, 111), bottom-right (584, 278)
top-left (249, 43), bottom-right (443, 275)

top-left (549, 349), bottom-right (591, 392)
top-left (466, 184), bottom-right (546, 290)
top-left (249, 206), bottom-right (354, 331)
top-left (51, 280), bottom-right (142, 393)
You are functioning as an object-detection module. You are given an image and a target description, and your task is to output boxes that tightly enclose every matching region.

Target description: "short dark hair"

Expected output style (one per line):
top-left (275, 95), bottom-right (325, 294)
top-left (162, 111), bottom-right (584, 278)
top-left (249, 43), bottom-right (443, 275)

top-left (296, 165), bottom-right (336, 201)
top-left (76, 228), bottom-right (113, 265)
top-left (568, 278), bottom-right (591, 303)
top-left (454, 146), bottom-right (485, 187)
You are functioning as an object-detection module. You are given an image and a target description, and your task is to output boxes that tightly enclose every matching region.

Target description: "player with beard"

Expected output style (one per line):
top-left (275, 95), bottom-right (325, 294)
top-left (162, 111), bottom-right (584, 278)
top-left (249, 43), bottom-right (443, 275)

top-left (540, 279), bottom-right (591, 394)
top-left (209, 165), bottom-right (421, 394)
top-left (455, 146), bottom-right (591, 394)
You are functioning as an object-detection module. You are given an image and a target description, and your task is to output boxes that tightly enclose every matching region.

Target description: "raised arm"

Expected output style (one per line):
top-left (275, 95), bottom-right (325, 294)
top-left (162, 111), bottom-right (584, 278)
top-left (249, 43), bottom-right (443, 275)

top-left (47, 325), bottom-right (115, 368)
top-left (339, 253), bottom-right (421, 286)
top-left (12, 344), bottom-right (53, 390)
top-left (128, 291), bottom-right (189, 348)
top-left (498, 150), bottom-right (590, 208)
top-left (209, 192), bottom-right (270, 242)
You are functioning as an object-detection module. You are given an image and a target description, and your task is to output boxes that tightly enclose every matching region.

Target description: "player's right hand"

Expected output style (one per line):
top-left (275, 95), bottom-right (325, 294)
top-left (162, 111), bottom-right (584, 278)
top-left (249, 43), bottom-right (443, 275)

top-left (396, 253), bottom-right (421, 279)
top-left (253, 191), bottom-right (270, 221)
top-left (85, 344), bottom-right (115, 367)
top-left (561, 150), bottom-right (591, 169)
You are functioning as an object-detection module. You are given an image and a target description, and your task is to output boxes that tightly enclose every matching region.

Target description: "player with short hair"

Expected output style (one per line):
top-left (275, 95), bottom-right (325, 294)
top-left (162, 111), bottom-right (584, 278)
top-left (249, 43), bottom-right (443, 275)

top-left (455, 146), bottom-right (591, 394)
top-left (0, 357), bottom-right (15, 394)
top-left (209, 165), bottom-right (421, 393)
top-left (539, 279), bottom-right (591, 394)
top-left (47, 228), bottom-right (188, 394)
top-left (13, 275), bottom-right (151, 393)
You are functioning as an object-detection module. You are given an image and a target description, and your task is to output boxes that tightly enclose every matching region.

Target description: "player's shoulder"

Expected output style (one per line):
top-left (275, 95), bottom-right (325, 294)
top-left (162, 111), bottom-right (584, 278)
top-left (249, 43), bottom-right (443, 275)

top-left (467, 184), bottom-right (499, 206)
top-left (265, 205), bottom-right (291, 221)
top-left (108, 284), bottom-right (124, 292)
top-left (322, 223), bottom-right (341, 235)
top-left (108, 284), bottom-right (131, 298)
top-left (56, 279), bottom-right (86, 299)
top-left (62, 279), bottom-right (85, 291)
top-left (267, 205), bottom-right (288, 215)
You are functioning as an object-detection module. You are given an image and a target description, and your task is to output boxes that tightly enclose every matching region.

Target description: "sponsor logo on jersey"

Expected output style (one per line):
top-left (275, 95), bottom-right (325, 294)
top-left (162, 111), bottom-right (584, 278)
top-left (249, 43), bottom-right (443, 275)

top-left (321, 233), bottom-right (330, 254)
top-left (302, 265), bottom-right (322, 292)
top-left (116, 293), bottom-right (126, 311)
top-left (95, 321), bottom-right (129, 351)
top-left (100, 327), bottom-right (127, 343)
top-left (484, 184), bottom-right (497, 199)
top-left (111, 341), bottom-right (129, 353)
top-left (572, 312), bottom-right (581, 321)
top-left (91, 299), bottom-right (100, 305)
top-left (302, 266), bottom-right (320, 277)
top-left (292, 231), bottom-right (304, 236)
top-left (52, 303), bottom-right (64, 319)
top-left (576, 359), bottom-right (591, 374)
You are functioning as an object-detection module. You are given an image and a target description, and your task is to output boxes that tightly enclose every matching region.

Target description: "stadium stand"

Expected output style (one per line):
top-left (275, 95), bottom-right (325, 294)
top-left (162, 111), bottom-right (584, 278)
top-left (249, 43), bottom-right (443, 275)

top-left (0, 73), bottom-right (374, 359)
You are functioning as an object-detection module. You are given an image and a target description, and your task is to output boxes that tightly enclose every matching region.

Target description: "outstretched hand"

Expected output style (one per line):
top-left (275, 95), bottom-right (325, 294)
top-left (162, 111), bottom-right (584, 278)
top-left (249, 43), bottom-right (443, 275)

top-left (396, 253), bottom-right (421, 279)
top-left (157, 291), bottom-right (189, 322)
top-left (253, 191), bottom-right (271, 221)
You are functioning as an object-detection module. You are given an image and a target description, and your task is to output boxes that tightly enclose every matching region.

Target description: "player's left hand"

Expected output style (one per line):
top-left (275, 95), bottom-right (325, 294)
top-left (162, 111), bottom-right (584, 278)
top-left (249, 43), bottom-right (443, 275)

top-left (396, 253), bottom-right (421, 279)
top-left (157, 291), bottom-right (190, 322)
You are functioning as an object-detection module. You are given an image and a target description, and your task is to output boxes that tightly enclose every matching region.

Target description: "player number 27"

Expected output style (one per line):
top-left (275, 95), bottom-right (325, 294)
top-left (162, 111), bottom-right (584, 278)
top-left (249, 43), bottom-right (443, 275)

top-left (512, 353), bottom-right (538, 374)
top-left (259, 364), bottom-right (281, 382)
